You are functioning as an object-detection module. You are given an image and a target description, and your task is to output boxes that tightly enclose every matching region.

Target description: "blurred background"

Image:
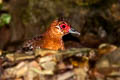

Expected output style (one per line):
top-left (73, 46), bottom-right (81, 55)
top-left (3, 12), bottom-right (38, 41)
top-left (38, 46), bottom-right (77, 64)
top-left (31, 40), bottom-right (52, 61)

top-left (0, 0), bottom-right (119, 51)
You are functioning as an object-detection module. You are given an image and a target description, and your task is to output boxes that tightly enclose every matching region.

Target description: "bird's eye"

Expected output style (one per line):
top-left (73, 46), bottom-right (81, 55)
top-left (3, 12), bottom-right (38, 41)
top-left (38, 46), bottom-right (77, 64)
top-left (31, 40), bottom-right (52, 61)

top-left (60, 24), bottom-right (66, 29)
top-left (59, 23), bottom-right (70, 32)
top-left (62, 25), bottom-right (66, 28)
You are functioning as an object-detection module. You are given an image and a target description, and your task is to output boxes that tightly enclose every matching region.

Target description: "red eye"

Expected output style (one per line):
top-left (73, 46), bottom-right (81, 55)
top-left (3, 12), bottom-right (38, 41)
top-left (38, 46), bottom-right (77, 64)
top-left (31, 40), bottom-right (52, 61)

top-left (60, 24), bottom-right (70, 32)
top-left (60, 24), bottom-right (66, 29)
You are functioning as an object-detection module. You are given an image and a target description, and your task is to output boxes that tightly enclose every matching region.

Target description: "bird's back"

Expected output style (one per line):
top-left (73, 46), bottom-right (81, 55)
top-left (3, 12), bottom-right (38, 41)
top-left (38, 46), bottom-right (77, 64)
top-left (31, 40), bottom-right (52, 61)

top-left (22, 35), bottom-right (43, 51)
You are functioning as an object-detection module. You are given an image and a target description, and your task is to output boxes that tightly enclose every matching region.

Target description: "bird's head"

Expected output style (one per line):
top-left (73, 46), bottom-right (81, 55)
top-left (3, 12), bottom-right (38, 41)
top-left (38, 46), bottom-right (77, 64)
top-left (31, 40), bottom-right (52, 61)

top-left (49, 18), bottom-right (80, 37)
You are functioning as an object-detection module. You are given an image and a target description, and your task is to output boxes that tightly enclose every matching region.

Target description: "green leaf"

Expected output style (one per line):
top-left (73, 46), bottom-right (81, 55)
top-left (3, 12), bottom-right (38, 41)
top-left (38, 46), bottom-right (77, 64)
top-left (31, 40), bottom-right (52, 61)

top-left (0, 13), bottom-right (11, 24)
top-left (0, 4), bottom-right (3, 10)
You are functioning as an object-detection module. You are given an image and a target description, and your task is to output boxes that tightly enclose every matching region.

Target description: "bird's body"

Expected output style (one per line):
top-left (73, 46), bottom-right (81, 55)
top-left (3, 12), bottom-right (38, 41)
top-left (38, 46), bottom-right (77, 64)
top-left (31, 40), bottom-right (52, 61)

top-left (23, 33), bottom-right (64, 51)
top-left (22, 18), bottom-right (80, 51)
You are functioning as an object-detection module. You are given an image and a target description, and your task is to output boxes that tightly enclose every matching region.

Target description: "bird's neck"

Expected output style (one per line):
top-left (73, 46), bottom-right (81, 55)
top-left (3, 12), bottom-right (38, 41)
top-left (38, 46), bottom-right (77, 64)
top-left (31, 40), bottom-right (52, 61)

top-left (41, 28), bottom-right (64, 50)
top-left (44, 28), bottom-right (63, 41)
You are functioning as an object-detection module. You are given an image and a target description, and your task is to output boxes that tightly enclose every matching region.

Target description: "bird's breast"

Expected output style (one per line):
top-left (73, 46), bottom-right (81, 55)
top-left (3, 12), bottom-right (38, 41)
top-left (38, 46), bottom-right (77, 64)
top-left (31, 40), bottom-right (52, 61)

top-left (41, 38), bottom-right (64, 50)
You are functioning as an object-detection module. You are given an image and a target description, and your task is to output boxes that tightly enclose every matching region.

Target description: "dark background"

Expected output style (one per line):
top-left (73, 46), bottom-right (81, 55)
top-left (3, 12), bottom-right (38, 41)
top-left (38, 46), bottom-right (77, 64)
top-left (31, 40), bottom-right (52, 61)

top-left (0, 0), bottom-right (120, 51)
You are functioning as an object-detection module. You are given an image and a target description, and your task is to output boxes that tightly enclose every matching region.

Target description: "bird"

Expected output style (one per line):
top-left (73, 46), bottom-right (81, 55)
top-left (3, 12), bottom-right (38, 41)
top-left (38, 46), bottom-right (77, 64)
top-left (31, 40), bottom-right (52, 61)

top-left (22, 18), bottom-right (80, 51)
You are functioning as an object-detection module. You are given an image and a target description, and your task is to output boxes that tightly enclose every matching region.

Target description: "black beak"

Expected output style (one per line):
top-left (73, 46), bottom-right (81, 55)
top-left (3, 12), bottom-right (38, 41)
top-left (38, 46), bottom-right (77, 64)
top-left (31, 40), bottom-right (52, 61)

top-left (69, 28), bottom-right (80, 35)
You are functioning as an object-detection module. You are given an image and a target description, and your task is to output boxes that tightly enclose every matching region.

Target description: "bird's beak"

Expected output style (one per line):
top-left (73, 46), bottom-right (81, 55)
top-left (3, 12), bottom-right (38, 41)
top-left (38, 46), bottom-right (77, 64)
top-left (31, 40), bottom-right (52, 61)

top-left (69, 28), bottom-right (80, 35)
